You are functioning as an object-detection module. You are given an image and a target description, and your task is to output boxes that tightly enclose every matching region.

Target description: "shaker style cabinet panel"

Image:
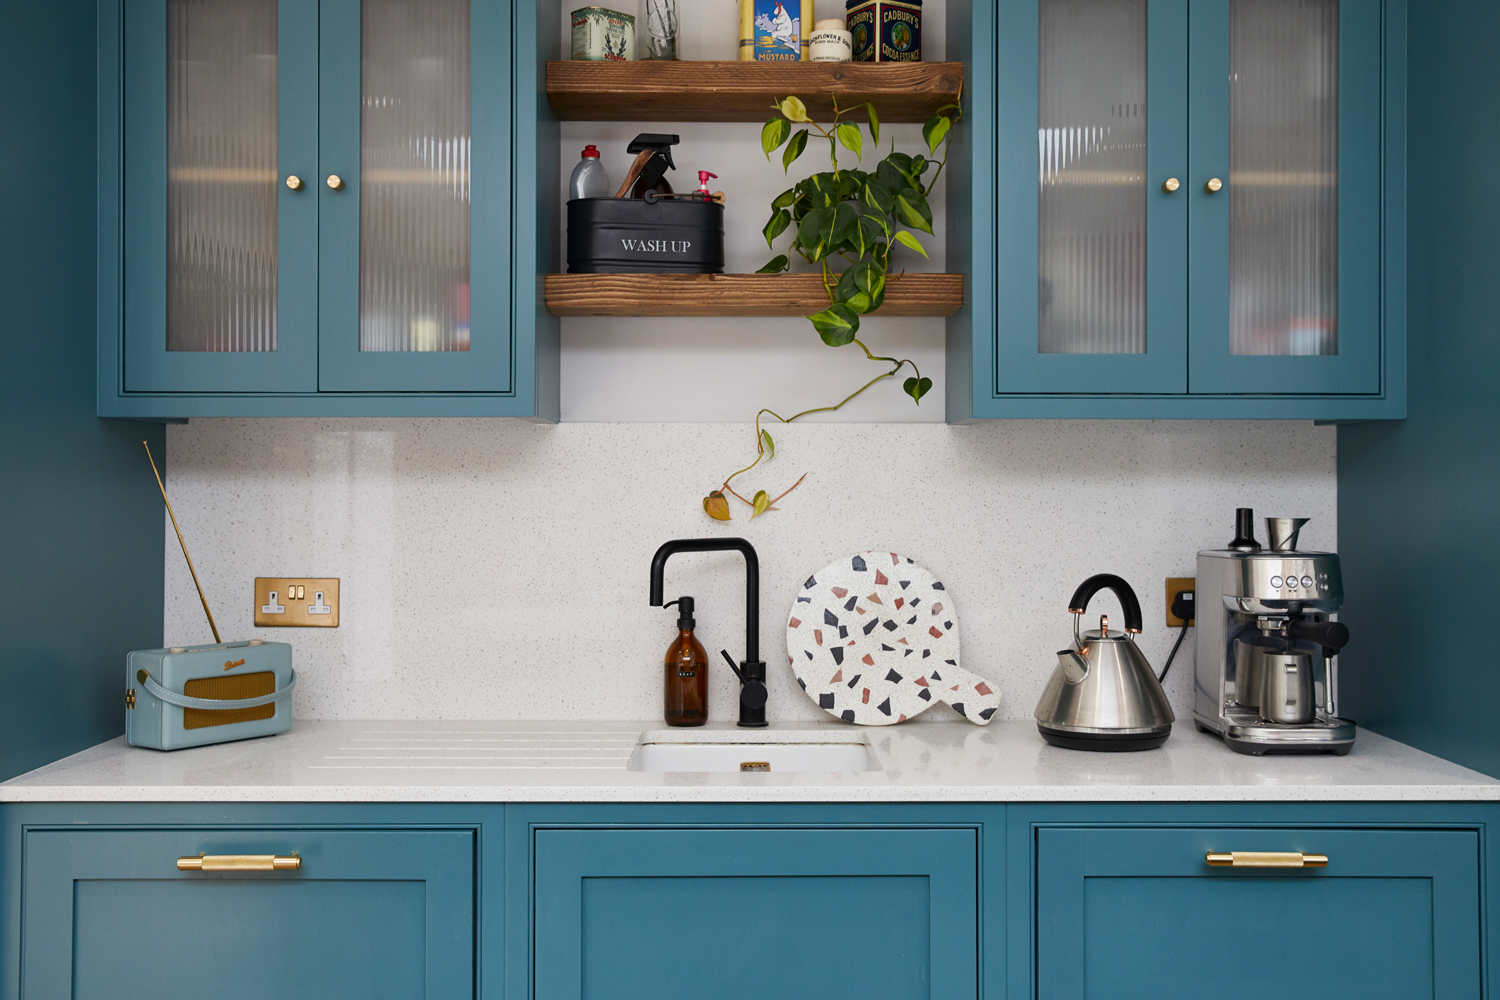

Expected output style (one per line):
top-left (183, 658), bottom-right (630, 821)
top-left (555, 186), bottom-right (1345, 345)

top-left (1033, 825), bottom-right (1482, 999)
top-left (98, 0), bottom-right (550, 418)
top-left (957, 0), bottom-right (1405, 419)
top-left (18, 826), bottom-right (475, 1000)
top-left (530, 827), bottom-right (979, 1000)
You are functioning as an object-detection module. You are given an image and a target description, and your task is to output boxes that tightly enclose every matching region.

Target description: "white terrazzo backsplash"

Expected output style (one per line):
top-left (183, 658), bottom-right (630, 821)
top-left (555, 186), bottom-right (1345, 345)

top-left (164, 419), bottom-right (1336, 723)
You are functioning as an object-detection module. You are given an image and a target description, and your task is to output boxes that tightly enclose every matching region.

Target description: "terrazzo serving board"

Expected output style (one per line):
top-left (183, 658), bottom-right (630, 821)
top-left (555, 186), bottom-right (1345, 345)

top-left (786, 551), bottom-right (1001, 726)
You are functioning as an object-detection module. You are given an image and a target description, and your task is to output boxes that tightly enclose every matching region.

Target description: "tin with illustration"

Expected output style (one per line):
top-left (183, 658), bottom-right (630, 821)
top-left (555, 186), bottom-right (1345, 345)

top-left (739, 0), bottom-right (814, 61)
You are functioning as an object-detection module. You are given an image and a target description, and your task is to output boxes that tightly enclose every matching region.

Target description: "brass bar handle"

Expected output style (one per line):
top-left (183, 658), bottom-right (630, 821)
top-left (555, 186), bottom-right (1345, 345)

top-left (178, 852), bottom-right (301, 872)
top-left (1205, 851), bottom-right (1327, 868)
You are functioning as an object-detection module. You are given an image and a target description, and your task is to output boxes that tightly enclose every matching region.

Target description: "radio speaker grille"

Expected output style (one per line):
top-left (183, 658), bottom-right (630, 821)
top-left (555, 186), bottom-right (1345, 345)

top-left (183, 671), bottom-right (276, 729)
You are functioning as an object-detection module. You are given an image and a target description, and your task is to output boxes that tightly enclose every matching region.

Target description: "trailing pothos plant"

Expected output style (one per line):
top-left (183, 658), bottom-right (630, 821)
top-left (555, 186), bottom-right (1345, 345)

top-left (702, 93), bottom-right (960, 522)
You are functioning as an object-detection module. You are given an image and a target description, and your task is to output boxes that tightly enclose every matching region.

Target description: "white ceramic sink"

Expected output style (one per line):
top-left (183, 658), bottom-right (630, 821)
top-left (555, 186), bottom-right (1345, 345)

top-left (627, 737), bottom-right (882, 773)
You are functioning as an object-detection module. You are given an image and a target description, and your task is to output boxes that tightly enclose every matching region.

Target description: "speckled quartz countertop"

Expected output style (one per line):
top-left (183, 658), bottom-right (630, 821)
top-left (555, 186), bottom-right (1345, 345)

top-left (3, 719), bottom-right (1497, 803)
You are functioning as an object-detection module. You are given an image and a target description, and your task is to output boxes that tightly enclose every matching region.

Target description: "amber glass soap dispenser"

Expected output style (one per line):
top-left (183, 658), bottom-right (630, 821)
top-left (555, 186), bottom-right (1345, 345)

top-left (662, 597), bottom-right (707, 726)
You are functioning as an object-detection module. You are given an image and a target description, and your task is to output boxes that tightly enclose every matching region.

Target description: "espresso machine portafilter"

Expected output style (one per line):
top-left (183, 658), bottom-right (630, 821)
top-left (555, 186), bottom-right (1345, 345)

top-left (1193, 508), bottom-right (1355, 755)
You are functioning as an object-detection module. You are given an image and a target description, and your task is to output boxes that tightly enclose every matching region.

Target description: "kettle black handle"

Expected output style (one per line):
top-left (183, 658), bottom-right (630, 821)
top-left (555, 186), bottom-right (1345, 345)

top-left (1067, 574), bottom-right (1144, 634)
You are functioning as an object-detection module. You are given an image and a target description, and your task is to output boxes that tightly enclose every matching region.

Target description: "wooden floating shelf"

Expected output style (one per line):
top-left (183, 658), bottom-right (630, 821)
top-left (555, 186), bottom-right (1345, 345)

top-left (545, 61), bottom-right (962, 123)
top-left (545, 272), bottom-right (963, 318)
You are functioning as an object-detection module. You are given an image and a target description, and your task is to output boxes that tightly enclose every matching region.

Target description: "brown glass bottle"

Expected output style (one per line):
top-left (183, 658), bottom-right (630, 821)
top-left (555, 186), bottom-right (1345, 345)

top-left (662, 597), bottom-right (707, 726)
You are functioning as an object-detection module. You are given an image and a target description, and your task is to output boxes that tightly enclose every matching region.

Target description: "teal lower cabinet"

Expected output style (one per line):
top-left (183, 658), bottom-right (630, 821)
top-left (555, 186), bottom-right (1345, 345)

top-left (1015, 803), bottom-right (1493, 1000)
top-left (4, 800), bottom-right (1498, 999)
top-left (531, 825), bottom-right (977, 1000)
top-left (0, 803), bottom-right (496, 1000)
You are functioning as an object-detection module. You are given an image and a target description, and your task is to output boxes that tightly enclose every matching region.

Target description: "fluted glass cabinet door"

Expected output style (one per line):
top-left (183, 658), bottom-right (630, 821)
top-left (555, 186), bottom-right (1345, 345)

top-left (1187, 0), bottom-right (1383, 394)
top-left (993, 0), bottom-right (1188, 394)
top-left (122, 0), bottom-right (318, 392)
top-left (317, 0), bottom-right (511, 392)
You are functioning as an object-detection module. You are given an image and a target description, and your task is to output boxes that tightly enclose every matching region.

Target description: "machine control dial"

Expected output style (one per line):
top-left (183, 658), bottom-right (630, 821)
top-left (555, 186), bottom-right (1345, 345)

top-left (1270, 575), bottom-right (1284, 588)
top-left (1300, 575), bottom-right (1314, 588)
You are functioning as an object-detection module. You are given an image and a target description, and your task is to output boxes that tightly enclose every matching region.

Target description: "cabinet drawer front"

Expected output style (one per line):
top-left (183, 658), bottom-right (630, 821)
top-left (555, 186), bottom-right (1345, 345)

top-left (1036, 826), bottom-right (1480, 999)
top-left (21, 827), bottom-right (473, 1000)
top-left (534, 827), bottom-right (978, 1000)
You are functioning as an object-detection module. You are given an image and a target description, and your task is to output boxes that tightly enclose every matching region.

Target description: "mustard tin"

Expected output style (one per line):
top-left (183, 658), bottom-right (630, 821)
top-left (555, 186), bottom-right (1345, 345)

top-left (739, 0), bottom-right (814, 62)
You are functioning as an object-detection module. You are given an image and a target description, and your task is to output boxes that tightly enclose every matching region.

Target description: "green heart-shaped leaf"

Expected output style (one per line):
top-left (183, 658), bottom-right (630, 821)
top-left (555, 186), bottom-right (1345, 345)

top-left (864, 101), bottom-right (881, 146)
top-left (893, 229), bottom-right (928, 258)
top-left (782, 128), bottom-right (809, 173)
top-left (903, 376), bottom-right (933, 403)
top-left (771, 187), bottom-right (797, 210)
top-left (756, 254), bottom-right (790, 274)
top-left (808, 303), bottom-right (860, 346)
top-left (896, 191), bottom-right (933, 234)
top-left (836, 122), bottom-right (863, 161)
top-left (922, 114), bottom-right (952, 155)
top-left (760, 430), bottom-right (775, 459)
top-left (751, 489), bottom-right (771, 519)
top-left (763, 208), bottom-right (790, 248)
top-left (761, 118), bottom-right (790, 159)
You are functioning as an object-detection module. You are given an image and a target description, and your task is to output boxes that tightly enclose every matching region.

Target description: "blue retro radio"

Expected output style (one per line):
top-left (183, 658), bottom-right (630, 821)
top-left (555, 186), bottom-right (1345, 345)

top-left (127, 443), bottom-right (297, 751)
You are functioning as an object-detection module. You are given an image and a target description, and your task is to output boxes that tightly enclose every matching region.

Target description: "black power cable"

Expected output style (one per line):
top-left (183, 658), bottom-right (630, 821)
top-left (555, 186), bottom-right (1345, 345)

top-left (1157, 589), bottom-right (1196, 683)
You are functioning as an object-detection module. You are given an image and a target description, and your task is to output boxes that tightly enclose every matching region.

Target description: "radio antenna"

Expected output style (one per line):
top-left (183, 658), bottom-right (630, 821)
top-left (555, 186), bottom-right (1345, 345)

top-left (143, 441), bottom-right (221, 644)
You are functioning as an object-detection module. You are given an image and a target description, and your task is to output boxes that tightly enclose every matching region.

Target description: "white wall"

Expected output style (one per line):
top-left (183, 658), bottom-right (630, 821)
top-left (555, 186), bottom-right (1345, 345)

top-left (164, 418), bottom-right (1337, 724)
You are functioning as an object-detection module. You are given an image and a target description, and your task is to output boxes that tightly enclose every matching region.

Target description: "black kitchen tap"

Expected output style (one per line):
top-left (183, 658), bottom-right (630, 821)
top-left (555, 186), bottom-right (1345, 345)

top-left (649, 538), bottom-right (767, 727)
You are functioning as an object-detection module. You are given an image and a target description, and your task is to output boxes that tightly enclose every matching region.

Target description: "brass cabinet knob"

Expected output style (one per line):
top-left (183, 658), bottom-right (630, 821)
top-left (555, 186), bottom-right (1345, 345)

top-left (285, 175), bottom-right (304, 191)
top-left (1162, 177), bottom-right (1180, 193)
top-left (326, 174), bottom-right (345, 191)
top-left (1204, 177), bottom-right (1224, 194)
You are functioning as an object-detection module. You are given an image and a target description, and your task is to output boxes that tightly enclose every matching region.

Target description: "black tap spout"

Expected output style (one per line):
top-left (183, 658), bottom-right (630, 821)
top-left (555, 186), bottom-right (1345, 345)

top-left (650, 538), bottom-right (766, 727)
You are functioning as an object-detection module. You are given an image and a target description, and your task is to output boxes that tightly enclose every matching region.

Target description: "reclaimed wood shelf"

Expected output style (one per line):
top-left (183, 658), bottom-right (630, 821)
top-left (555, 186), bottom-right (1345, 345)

top-left (545, 61), bottom-right (962, 123)
top-left (544, 272), bottom-right (962, 317)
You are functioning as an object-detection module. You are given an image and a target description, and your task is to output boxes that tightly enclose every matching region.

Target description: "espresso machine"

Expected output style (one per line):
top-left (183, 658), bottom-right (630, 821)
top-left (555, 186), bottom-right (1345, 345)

top-left (1194, 509), bottom-right (1354, 755)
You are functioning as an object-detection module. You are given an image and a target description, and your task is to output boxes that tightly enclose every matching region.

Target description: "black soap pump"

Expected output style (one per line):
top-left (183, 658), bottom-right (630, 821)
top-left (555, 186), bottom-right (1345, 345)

top-left (662, 597), bottom-right (707, 727)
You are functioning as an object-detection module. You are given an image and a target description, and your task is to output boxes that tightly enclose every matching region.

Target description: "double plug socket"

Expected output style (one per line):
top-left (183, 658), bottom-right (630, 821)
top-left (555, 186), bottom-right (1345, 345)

top-left (255, 578), bottom-right (340, 627)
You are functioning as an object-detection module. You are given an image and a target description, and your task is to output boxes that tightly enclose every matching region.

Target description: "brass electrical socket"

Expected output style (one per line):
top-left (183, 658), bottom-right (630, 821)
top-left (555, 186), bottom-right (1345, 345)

top-left (1165, 577), bottom-right (1195, 627)
top-left (254, 578), bottom-right (340, 627)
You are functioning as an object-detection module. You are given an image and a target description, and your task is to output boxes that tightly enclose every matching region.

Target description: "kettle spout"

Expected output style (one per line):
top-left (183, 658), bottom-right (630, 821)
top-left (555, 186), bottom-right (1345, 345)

top-left (1057, 648), bottom-right (1089, 683)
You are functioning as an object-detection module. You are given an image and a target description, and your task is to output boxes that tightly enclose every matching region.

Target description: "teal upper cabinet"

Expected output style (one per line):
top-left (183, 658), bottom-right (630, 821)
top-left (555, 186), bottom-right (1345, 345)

top-left (949, 0), bottom-right (1405, 419)
top-left (97, 0), bottom-right (558, 419)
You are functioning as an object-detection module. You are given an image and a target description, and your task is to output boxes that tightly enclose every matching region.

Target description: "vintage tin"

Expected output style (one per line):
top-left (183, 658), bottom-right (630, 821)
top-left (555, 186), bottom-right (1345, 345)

top-left (738, 0), bottom-right (814, 62)
top-left (126, 640), bottom-right (295, 751)
top-left (846, 0), bottom-right (921, 62)
top-left (571, 6), bottom-right (635, 61)
top-left (567, 198), bottom-right (724, 274)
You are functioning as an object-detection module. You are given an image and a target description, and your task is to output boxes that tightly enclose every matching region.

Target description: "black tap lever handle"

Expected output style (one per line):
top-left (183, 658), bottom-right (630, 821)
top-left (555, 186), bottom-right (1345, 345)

top-left (1067, 574), bottom-right (1144, 634)
top-left (1287, 619), bottom-right (1350, 651)
top-left (720, 649), bottom-right (747, 682)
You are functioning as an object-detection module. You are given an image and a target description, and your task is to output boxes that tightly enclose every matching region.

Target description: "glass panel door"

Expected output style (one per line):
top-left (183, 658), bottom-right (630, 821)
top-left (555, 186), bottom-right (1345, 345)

top-left (1038, 0), bottom-right (1147, 356)
top-left (359, 0), bottom-right (471, 354)
top-left (123, 0), bottom-right (318, 392)
top-left (1227, 0), bottom-right (1339, 358)
top-left (166, 0), bottom-right (278, 354)
top-left (993, 0), bottom-right (1188, 395)
top-left (1187, 0), bottom-right (1383, 395)
top-left (318, 0), bottom-right (510, 393)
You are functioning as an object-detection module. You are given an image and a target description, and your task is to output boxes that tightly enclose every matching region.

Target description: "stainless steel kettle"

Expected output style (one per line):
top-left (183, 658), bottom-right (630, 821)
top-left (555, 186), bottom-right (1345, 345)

top-left (1034, 574), bottom-right (1175, 751)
